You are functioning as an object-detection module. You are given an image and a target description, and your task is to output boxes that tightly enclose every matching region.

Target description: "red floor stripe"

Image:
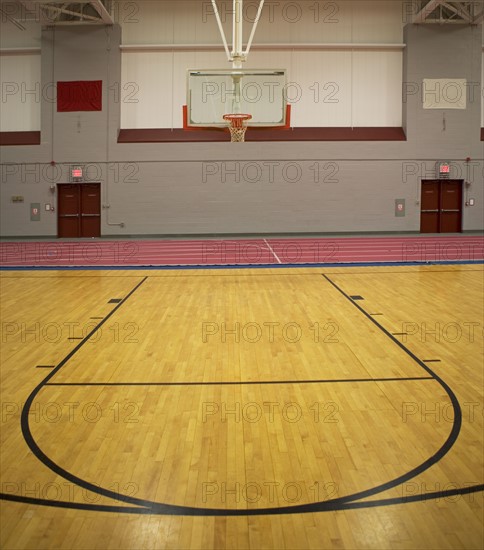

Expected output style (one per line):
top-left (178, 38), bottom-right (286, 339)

top-left (0, 236), bottom-right (483, 267)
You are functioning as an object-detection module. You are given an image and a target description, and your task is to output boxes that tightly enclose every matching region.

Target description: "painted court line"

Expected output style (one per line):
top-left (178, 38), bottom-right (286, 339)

top-left (263, 238), bottom-right (282, 264)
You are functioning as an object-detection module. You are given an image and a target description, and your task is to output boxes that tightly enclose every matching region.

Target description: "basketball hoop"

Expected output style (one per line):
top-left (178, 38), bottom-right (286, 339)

top-left (223, 114), bottom-right (252, 142)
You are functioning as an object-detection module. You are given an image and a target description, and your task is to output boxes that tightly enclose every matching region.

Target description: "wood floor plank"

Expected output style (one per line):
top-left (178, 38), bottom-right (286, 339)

top-left (0, 266), bottom-right (482, 549)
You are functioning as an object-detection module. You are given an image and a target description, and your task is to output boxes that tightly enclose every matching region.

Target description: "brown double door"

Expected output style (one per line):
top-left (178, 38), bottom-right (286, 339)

top-left (420, 179), bottom-right (463, 233)
top-left (57, 183), bottom-right (101, 238)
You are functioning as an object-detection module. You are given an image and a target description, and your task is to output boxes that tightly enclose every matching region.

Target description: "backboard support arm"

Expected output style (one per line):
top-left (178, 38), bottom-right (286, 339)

top-left (210, 0), bottom-right (266, 68)
top-left (211, 0), bottom-right (232, 62)
top-left (244, 0), bottom-right (265, 58)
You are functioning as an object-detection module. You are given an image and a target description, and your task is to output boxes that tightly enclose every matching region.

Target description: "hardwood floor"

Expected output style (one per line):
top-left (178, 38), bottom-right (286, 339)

top-left (1, 265), bottom-right (483, 549)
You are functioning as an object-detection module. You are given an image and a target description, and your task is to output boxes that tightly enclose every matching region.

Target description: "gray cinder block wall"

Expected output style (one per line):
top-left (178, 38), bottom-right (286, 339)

top-left (1, 23), bottom-right (483, 236)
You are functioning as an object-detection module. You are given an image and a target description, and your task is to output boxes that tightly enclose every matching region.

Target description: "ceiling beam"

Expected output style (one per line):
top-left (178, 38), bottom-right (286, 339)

top-left (45, 19), bottom-right (104, 24)
top-left (0, 6), bottom-right (26, 29)
top-left (40, 4), bottom-right (100, 21)
top-left (413, 0), bottom-right (444, 23)
top-left (18, 1), bottom-right (92, 4)
top-left (15, 1), bottom-right (113, 25)
top-left (442, 2), bottom-right (471, 21)
top-left (90, 0), bottom-right (113, 24)
top-left (473, 7), bottom-right (484, 23)
top-left (16, 1), bottom-right (51, 25)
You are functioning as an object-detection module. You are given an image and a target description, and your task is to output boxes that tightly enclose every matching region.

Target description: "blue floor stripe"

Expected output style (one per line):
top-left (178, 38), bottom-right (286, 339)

top-left (1, 260), bottom-right (483, 271)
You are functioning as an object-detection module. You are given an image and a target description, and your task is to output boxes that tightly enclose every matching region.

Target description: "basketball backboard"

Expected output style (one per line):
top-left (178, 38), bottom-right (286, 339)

top-left (186, 69), bottom-right (287, 128)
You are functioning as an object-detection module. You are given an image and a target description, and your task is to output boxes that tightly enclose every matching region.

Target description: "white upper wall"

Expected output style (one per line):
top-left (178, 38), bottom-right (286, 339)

top-left (0, 0), bottom-right (42, 49)
top-left (0, 0), bottom-right (42, 131)
top-left (119, 0), bottom-right (406, 128)
top-left (0, 53), bottom-right (41, 131)
top-left (121, 48), bottom-right (403, 128)
top-left (119, 0), bottom-right (404, 45)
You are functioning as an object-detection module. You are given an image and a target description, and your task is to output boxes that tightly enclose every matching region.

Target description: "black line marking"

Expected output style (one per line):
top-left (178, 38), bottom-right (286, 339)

top-left (8, 271), bottom-right (467, 517)
top-left (350, 295), bottom-right (364, 300)
top-left (341, 483), bottom-right (484, 509)
top-left (90, 317), bottom-right (103, 320)
top-left (108, 298), bottom-right (122, 303)
top-left (423, 359), bottom-right (441, 363)
top-left (19, 277), bottom-right (151, 511)
top-left (322, 275), bottom-right (463, 503)
top-left (67, 337), bottom-right (83, 340)
top-left (0, 492), bottom-right (149, 514)
top-left (45, 376), bottom-right (434, 387)
top-left (35, 365), bottom-right (55, 369)
top-left (370, 313), bottom-right (383, 316)
top-left (1, 483), bottom-right (482, 516)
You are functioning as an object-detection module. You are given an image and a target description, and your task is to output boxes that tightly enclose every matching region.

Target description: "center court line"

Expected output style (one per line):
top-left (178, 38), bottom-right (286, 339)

top-left (45, 377), bottom-right (434, 386)
top-left (263, 238), bottom-right (281, 264)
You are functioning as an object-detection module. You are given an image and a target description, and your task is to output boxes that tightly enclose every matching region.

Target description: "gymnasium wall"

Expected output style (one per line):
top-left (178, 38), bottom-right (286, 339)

top-left (0, 5), bottom-right (41, 132)
top-left (0, 2), bottom-right (483, 237)
top-left (119, 0), bottom-right (404, 128)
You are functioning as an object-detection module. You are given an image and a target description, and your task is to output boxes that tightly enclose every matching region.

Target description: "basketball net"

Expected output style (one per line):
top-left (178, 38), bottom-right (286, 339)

top-left (223, 114), bottom-right (252, 142)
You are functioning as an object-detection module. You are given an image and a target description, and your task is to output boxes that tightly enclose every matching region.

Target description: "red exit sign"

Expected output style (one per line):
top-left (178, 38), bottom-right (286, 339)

top-left (70, 166), bottom-right (84, 181)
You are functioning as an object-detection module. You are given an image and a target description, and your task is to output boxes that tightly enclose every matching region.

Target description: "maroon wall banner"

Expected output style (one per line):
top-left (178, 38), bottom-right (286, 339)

top-left (57, 80), bottom-right (102, 112)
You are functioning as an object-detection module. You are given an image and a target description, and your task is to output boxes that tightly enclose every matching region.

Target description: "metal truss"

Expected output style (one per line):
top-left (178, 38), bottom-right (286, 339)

top-left (1, 0), bottom-right (113, 28)
top-left (412, 1), bottom-right (484, 24)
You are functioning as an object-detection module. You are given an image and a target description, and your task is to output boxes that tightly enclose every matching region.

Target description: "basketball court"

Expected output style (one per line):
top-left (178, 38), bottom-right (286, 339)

top-left (1, 248), bottom-right (483, 548)
top-left (1, 0), bottom-right (484, 548)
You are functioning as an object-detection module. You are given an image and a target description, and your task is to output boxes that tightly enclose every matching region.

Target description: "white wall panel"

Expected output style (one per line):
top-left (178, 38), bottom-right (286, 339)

top-left (289, 51), bottom-right (352, 126)
top-left (352, 51), bottom-right (403, 126)
top-left (122, 50), bottom-right (230, 128)
top-left (119, 1), bottom-right (404, 46)
top-left (173, 52), bottom-right (197, 127)
top-left (121, 48), bottom-right (402, 128)
top-left (0, 54), bottom-right (41, 131)
top-left (117, 1), bottom-right (176, 45)
top-left (351, 1), bottom-right (404, 43)
top-left (121, 51), bottom-right (174, 128)
top-left (240, 1), bottom-right (354, 44)
top-left (481, 50), bottom-right (484, 126)
top-left (0, 17), bottom-right (41, 49)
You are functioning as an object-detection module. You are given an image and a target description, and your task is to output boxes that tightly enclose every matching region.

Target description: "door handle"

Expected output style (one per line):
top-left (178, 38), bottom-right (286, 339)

top-left (60, 214), bottom-right (79, 217)
top-left (441, 209), bottom-right (460, 213)
top-left (81, 214), bottom-right (100, 217)
top-left (421, 210), bottom-right (439, 213)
